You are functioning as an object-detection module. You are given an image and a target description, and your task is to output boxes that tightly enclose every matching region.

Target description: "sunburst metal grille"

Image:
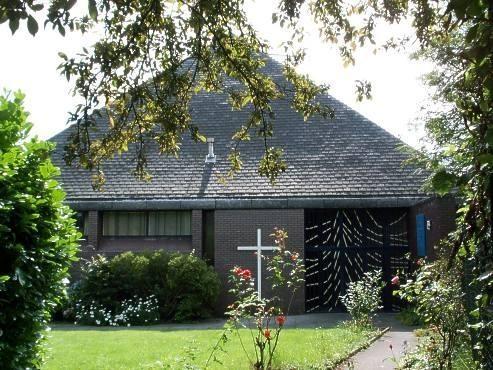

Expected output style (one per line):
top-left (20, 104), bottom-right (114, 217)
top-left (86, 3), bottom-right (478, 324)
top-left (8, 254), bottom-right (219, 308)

top-left (305, 209), bottom-right (410, 312)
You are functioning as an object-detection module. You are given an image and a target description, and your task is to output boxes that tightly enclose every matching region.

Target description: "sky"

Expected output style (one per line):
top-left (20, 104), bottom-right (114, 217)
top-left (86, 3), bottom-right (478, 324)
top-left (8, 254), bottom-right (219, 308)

top-left (0, 1), bottom-right (431, 147)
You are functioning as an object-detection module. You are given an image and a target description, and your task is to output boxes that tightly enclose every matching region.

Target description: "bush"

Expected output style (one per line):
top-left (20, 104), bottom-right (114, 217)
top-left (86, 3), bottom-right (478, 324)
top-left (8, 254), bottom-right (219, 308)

top-left (340, 270), bottom-right (383, 327)
top-left (396, 307), bottom-right (423, 327)
top-left (0, 91), bottom-right (79, 368)
top-left (75, 251), bottom-right (220, 322)
top-left (398, 257), bottom-right (468, 369)
top-left (166, 253), bottom-right (221, 321)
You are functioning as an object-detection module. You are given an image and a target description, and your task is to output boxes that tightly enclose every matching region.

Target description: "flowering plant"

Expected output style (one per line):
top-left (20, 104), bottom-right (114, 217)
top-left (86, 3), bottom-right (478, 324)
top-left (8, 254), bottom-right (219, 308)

top-left (209, 228), bottom-right (304, 370)
top-left (340, 269), bottom-right (383, 328)
top-left (74, 295), bottom-right (159, 326)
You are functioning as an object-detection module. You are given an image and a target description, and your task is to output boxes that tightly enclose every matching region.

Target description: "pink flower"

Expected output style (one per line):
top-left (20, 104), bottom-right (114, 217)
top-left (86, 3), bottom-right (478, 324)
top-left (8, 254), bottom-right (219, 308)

top-left (291, 253), bottom-right (298, 262)
top-left (391, 275), bottom-right (400, 286)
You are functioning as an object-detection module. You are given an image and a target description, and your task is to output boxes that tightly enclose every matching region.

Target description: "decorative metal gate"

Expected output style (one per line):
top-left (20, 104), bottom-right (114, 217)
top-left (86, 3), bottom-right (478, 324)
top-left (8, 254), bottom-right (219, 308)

top-left (305, 208), bottom-right (410, 312)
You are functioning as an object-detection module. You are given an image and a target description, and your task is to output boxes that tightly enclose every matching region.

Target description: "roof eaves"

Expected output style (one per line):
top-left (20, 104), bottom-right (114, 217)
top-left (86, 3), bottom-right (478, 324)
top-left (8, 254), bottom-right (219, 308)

top-left (67, 195), bottom-right (431, 211)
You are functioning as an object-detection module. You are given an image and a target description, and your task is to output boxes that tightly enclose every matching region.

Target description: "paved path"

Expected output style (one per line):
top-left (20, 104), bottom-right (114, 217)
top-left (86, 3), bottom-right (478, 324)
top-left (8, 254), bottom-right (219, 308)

top-left (343, 314), bottom-right (417, 370)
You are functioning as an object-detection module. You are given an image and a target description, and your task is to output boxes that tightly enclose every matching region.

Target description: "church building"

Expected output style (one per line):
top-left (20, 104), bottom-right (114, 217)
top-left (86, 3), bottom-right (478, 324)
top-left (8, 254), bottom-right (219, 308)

top-left (50, 59), bottom-right (456, 313)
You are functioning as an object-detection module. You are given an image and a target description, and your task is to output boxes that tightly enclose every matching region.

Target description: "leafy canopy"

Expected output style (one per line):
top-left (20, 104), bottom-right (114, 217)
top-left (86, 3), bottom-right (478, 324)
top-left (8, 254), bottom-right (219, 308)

top-left (1, 0), bottom-right (492, 364)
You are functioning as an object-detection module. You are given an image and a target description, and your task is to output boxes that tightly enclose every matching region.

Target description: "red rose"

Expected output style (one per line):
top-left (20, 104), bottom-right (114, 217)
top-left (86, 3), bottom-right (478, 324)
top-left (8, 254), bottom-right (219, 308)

top-left (391, 275), bottom-right (400, 286)
top-left (276, 315), bottom-right (286, 326)
top-left (264, 329), bottom-right (271, 340)
top-left (239, 268), bottom-right (252, 280)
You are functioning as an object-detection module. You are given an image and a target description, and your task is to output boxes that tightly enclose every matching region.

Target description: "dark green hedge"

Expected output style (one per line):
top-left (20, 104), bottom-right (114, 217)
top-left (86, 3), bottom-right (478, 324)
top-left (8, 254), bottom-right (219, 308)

top-left (74, 250), bottom-right (220, 322)
top-left (0, 91), bottom-right (80, 368)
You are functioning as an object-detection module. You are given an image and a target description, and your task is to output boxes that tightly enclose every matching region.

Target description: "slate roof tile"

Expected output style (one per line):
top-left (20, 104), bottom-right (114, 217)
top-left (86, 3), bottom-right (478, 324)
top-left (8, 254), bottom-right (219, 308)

top-left (50, 57), bottom-right (429, 203)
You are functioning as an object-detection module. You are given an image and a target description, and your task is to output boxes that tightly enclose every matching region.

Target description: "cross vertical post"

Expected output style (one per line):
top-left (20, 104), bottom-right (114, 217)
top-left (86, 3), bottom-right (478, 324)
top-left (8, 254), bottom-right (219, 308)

top-left (237, 228), bottom-right (279, 299)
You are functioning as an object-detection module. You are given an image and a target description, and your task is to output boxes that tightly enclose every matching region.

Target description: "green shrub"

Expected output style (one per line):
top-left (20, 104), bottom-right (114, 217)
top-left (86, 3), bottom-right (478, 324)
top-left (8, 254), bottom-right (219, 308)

top-left (0, 91), bottom-right (79, 368)
top-left (146, 250), bottom-right (172, 318)
top-left (75, 251), bottom-right (220, 322)
top-left (108, 252), bottom-right (151, 301)
top-left (340, 270), bottom-right (383, 328)
top-left (166, 253), bottom-right (221, 321)
top-left (396, 307), bottom-right (423, 327)
top-left (398, 257), bottom-right (468, 369)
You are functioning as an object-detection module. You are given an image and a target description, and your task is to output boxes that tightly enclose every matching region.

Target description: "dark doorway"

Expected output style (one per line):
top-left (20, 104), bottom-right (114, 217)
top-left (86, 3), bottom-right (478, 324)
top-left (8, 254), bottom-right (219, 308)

top-left (304, 208), bottom-right (410, 312)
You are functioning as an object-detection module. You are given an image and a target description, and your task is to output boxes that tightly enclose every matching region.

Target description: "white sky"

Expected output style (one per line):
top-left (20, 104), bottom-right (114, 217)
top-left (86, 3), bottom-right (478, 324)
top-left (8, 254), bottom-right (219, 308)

top-left (0, 1), bottom-right (431, 147)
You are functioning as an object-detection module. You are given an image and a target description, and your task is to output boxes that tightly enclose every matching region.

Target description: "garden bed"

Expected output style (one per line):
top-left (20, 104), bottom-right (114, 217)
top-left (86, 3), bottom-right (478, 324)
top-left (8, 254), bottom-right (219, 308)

top-left (43, 324), bottom-right (378, 369)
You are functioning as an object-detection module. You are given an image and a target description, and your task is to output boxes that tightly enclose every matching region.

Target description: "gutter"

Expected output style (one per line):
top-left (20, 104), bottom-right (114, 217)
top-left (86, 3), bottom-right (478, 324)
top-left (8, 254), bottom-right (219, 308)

top-left (66, 196), bottom-right (430, 211)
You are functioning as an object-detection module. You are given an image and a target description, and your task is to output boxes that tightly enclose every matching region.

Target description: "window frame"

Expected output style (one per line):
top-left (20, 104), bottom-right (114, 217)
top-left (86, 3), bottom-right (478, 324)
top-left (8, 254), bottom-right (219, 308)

top-left (75, 211), bottom-right (89, 239)
top-left (101, 210), bottom-right (192, 238)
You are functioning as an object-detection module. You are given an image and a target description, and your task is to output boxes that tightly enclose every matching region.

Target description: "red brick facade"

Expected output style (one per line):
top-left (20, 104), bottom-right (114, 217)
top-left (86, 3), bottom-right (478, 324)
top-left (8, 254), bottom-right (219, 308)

top-left (213, 209), bottom-right (305, 314)
top-left (74, 200), bottom-right (456, 314)
top-left (408, 196), bottom-right (457, 259)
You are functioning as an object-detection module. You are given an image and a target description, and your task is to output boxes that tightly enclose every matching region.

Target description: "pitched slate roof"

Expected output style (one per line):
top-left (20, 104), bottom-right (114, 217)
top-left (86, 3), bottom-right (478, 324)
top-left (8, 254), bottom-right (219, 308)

top-left (50, 57), bottom-right (430, 210)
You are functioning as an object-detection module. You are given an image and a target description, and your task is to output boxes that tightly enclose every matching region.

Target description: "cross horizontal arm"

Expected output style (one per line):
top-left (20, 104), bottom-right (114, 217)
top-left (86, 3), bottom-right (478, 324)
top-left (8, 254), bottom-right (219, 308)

top-left (237, 246), bottom-right (279, 250)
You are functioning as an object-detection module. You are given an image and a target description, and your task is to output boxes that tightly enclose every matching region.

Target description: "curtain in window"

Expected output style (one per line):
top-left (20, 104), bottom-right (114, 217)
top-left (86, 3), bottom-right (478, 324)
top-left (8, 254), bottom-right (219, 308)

top-left (103, 211), bottom-right (191, 236)
top-left (103, 212), bottom-right (146, 236)
top-left (178, 211), bottom-right (191, 235)
top-left (148, 211), bottom-right (191, 236)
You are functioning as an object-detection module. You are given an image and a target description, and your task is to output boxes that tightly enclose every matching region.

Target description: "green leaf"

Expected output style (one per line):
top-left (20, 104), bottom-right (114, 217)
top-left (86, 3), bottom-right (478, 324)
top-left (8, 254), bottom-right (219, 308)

top-left (466, 0), bottom-right (484, 17)
top-left (485, 128), bottom-right (493, 146)
top-left (52, 189), bottom-right (65, 202)
top-left (30, 4), bottom-right (44, 11)
top-left (478, 153), bottom-right (493, 165)
top-left (8, 17), bottom-right (19, 34)
top-left (448, 0), bottom-right (468, 18)
top-left (479, 100), bottom-right (489, 113)
top-left (0, 275), bottom-right (10, 283)
top-left (88, 0), bottom-right (98, 21)
top-left (27, 15), bottom-right (38, 36)
top-left (14, 268), bottom-right (26, 286)
top-left (465, 24), bottom-right (479, 43)
top-left (431, 170), bottom-right (456, 196)
top-left (58, 24), bottom-right (66, 36)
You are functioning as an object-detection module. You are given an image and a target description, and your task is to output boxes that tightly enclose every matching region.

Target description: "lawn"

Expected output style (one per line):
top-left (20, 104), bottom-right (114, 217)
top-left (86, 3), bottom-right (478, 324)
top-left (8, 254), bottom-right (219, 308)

top-left (43, 324), bottom-right (377, 369)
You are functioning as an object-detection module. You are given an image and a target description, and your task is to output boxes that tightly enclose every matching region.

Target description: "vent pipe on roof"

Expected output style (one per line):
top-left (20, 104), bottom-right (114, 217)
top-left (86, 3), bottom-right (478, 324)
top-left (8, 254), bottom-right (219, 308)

top-left (205, 137), bottom-right (216, 163)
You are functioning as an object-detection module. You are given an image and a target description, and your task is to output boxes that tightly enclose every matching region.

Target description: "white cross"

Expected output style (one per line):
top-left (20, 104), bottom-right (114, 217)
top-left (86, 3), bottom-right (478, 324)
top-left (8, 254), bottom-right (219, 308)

top-left (237, 228), bottom-right (279, 299)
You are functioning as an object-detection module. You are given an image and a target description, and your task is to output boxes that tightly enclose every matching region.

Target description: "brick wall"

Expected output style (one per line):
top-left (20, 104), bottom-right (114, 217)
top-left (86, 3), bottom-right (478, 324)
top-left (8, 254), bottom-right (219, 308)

top-left (191, 209), bottom-right (203, 256)
top-left (86, 211), bottom-right (100, 249)
top-left (214, 209), bottom-right (305, 314)
top-left (408, 196), bottom-right (457, 259)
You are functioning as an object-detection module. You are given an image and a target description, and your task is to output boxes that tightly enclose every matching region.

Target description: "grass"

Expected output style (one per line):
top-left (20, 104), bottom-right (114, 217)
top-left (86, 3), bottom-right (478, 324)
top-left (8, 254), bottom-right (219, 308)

top-left (43, 324), bottom-right (377, 369)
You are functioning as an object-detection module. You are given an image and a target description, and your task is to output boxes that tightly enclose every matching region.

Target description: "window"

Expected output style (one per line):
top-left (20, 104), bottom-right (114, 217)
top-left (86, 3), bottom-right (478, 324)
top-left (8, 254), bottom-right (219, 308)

top-left (75, 212), bottom-right (89, 237)
top-left (102, 211), bottom-right (191, 237)
top-left (148, 211), bottom-right (191, 236)
top-left (103, 212), bottom-right (147, 236)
